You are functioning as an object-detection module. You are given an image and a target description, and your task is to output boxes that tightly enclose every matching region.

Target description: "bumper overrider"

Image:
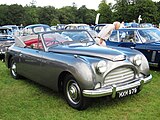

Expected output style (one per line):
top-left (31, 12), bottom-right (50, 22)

top-left (0, 46), bottom-right (6, 55)
top-left (0, 51), bottom-right (5, 54)
top-left (83, 74), bottom-right (152, 98)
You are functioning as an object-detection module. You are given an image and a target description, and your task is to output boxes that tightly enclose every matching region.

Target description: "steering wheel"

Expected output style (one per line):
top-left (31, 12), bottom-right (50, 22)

top-left (46, 39), bottom-right (60, 46)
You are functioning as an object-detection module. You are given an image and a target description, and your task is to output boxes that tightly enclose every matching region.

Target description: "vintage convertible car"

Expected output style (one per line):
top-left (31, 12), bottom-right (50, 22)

top-left (94, 23), bottom-right (108, 33)
top-left (106, 27), bottom-right (160, 67)
top-left (0, 26), bottom-right (14, 60)
top-left (5, 30), bottom-right (152, 110)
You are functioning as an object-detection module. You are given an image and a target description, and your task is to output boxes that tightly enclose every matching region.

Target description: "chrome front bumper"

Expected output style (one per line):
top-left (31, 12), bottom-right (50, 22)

top-left (83, 74), bottom-right (152, 98)
top-left (0, 51), bottom-right (5, 54)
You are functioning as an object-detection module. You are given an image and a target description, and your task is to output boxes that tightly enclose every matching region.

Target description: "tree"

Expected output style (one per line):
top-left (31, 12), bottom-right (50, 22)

top-left (24, 5), bottom-right (39, 25)
top-left (97, 0), bottom-right (113, 23)
top-left (113, 0), bottom-right (158, 23)
top-left (154, 1), bottom-right (160, 24)
top-left (58, 6), bottom-right (77, 24)
top-left (134, 0), bottom-right (157, 23)
top-left (113, 0), bottom-right (134, 22)
top-left (38, 6), bottom-right (59, 25)
top-left (84, 9), bottom-right (97, 25)
top-left (51, 18), bottom-right (60, 26)
top-left (76, 5), bottom-right (96, 24)
top-left (8, 4), bottom-right (26, 25)
top-left (0, 5), bottom-right (10, 25)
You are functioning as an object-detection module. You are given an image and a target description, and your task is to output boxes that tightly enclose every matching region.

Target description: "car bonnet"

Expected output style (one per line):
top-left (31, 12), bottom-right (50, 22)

top-left (48, 44), bottom-right (126, 61)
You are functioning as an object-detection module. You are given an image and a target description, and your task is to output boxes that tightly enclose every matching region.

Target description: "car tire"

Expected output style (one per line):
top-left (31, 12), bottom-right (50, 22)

top-left (63, 74), bottom-right (89, 110)
top-left (10, 59), bottom-right (20, 79)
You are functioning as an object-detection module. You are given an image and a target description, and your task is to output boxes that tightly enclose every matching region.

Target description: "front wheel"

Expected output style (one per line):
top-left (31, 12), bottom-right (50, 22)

top-left (63, 75), bottom-right (89, 110)
top-left (10, 59), bottom-right (20, 79)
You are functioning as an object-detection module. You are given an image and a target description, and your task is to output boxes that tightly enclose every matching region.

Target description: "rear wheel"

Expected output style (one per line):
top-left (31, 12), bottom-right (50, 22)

top-left (10, 59), bottom-right (20, 79)
top-left (63, 74), bottom-right (89, 110)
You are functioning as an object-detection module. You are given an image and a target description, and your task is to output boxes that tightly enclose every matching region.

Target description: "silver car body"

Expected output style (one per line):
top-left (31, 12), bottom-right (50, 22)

top-left (5, 30), bottom-right (152, 109)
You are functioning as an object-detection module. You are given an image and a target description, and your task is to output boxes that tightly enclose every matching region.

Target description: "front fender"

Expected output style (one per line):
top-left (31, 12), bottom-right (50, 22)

top-left (68, 55), bottom-right (95, 90)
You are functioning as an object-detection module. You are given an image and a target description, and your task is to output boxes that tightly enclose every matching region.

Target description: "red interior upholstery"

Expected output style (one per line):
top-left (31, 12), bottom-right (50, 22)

top-left (24, 38), bottom-right (38, 46)
top-left (24, 38), bottom-right (43, 49)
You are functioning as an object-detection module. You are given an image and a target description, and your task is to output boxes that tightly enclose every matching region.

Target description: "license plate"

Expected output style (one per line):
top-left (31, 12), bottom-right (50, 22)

top-left (118, 88), bottom-right (137, 98)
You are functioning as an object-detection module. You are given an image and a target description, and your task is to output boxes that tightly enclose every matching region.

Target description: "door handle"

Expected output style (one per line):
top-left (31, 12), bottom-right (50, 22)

top-left (19, 53), bottom-right (23, 57)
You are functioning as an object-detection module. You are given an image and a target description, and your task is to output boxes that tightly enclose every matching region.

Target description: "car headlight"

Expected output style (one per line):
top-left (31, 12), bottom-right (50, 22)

top-left (96, 60), bottom-right (107, 73)
top-left (133, 55), bottom-right (142, 66)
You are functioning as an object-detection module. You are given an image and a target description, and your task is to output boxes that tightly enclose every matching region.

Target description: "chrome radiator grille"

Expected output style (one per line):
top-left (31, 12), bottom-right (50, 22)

top-left (104, 67), bottom-right (135, 86)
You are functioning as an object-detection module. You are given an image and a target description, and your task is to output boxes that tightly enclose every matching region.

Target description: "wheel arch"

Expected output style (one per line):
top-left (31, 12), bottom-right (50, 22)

top-left (58, 71), bottom-right (73, 93)
top-left (7, 55), bottom-right (13, 68)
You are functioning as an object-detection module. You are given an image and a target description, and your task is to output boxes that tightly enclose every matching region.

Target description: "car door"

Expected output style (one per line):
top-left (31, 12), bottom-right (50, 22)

top-left (136, 29), bottom-right (160, 64)
top-left (18, 35), bottom-right (44, 82)
top-left (107, 29), bottom-right (138, 48)
top-left (137, 43), bottom-right (157, 64)
top-left (106, 29), bottom-right (150, 57)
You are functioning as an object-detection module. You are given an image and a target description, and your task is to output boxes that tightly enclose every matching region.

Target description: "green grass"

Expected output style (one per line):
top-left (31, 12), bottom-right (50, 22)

top-left (0, 61), bottom-right (160, 120)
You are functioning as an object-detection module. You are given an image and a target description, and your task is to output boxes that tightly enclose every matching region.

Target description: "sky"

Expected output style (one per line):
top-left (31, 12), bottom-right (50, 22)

top-left (0, 0), bottom-right (160, 10)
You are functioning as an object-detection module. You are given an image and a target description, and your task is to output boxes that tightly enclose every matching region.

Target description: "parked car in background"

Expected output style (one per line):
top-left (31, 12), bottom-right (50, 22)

top-left (65, 24), bottom-right (97, 38)
top-left (50, 25), bottom-right (57, 30)
top-left (94, 22), bottom-right (140, 34)
top-left (2, 25), bottom-right (20, 35)
top-left (89, 25), bottom-right (95, 30)
top-left (5, 30), bottom-right (152, 110)
top-left (127, 22), bottom-right (139, 28)
top-left (94, 23), bottom-right (107, 33)
top-left (106, 27), bottom-right (160, 67)
top-left (139, 23), bottom-right (154, 28)
top-left (0, 26), bottom-right (14, 60)
top-left (56, 24), bottom-right (66, 30)
top-left (22, 24), bottom-right (52, 35)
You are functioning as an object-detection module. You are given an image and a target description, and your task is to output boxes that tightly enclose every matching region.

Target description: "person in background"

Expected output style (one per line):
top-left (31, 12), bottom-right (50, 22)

top-left (95, 21), bottom-right (121, 46)
top-left (131, 20), bottom-right (139, 28)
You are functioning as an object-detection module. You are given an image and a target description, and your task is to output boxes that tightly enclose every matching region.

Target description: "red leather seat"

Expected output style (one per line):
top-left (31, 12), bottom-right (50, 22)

top-left (24, 39), bottom-right (38, 46)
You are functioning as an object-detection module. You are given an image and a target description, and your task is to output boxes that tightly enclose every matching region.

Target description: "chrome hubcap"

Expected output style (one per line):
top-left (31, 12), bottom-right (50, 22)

top-left (67, 80), bottom-right (81, 104)
top-left (69, 84), bottom-right (78, 101)
top-left (11, 63), bottom-right (17, 77)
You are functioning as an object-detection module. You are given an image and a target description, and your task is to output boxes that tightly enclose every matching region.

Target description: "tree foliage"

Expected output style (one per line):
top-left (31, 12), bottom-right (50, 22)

top-left (24, 6), bottom-right (39, 25)
top-left (0, 0), bottom-right (160, 26)
top-left (38, 6), bottom-right (58, 25)
top-left (154, 1), bottom-right (160, 23)
top-left (77, 5), bottom-right (97, 24)
top-left (98, 0), bottom-right (113, 23)
top-left (58, 6), bottom-right (77, 24)
top-left (113, 0), bottom-right (158, 23)
top-left (134, 0), bottom-right (157, 23)
top-left (0, 4), bottom-right (25, 25)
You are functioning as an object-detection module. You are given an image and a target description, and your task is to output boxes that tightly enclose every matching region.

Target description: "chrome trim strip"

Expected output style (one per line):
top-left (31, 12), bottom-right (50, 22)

top-left (104, 67), bottom-right (134, 86)
top-left (83, 74), bottom-right (152, 98)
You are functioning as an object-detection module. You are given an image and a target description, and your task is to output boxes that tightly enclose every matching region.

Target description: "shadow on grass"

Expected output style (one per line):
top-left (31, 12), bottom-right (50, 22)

top-left (19, 77), bottom-right (63, 98)
top-left (88, 93), bottom-right (140, 109)
top-left (150, 66), bottom-right (160, 71)
top-left (18, 77), bottom-right (141, 110)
